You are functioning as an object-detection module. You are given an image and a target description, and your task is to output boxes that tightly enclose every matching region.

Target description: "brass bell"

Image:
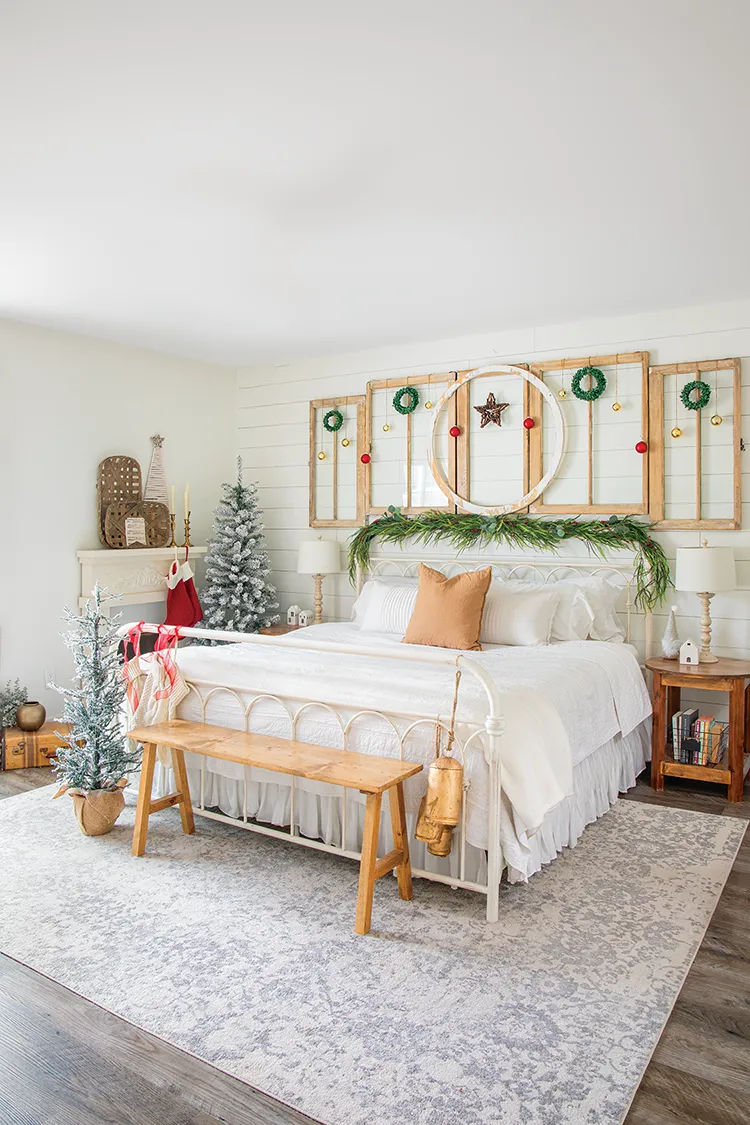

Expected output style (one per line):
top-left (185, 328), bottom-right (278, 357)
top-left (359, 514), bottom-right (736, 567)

top-left (611, 401), bottom-right (621, 412)
top-left (425, 400), bottom-right (434, 410)
top-left (424, 754), bottom-right (463, 826)
top-left (670, 426), bottom-right (682, 439)
top-left (341, 437), bottom-right (350, 447)
top-left (415, 753), bottom-right (464, 857)
top-left (382, 423), bottom-right (391, 432)
top-left (710, 414), bottom-right (722, 426)
top-left (317, 451), bottom-right (326, 460)
top-left (558, 388), bottom-right (567, 399)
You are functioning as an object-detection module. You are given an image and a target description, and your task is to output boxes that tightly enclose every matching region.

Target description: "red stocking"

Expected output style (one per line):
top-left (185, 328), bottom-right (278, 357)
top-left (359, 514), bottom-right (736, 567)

top-left (164, 560), bottom-right (196, 627)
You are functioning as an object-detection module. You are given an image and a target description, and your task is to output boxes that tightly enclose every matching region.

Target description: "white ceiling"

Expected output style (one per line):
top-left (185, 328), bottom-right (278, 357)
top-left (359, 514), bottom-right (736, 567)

top-left (2, 1), bottom-right (749, 366)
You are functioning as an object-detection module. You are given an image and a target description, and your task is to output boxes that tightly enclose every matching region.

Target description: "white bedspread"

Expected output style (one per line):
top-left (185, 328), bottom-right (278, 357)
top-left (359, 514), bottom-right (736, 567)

top-left (171, 625), bottom-right (651, 869)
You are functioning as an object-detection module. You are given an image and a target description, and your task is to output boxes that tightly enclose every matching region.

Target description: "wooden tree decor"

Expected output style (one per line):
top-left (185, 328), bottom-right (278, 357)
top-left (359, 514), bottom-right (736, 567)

top-left (648, 358), bottom-right (741, 529)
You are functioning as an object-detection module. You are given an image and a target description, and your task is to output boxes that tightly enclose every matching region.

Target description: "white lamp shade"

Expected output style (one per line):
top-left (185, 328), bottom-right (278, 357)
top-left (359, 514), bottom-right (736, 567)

top-left (675, 545), bottom-right (736, 593)
top-left (297, 538), bottom-right (341, 575)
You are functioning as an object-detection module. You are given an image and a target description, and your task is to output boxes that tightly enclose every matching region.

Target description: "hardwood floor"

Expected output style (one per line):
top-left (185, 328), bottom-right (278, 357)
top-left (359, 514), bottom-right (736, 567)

top-left (1, 767), bottom-right (747, 1125)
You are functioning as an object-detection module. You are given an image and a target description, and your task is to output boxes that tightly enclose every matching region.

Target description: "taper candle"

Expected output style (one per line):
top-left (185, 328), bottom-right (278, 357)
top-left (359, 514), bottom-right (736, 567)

top-left (184, 483), bottom-right (190, 519)
top-left (171, 485), bottom-right (175, 515)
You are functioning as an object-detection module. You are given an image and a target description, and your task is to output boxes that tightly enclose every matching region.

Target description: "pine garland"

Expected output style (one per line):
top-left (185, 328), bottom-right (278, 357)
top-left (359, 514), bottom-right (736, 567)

top-left (348, 510), bottom-right (671, 611)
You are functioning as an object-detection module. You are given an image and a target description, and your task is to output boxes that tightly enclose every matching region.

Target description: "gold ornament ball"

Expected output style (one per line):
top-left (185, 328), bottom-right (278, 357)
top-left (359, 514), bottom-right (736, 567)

top-left (341, 437), bottom-right (350, 447)
top-left (425, 401), bottom-right (433, 410)
top-left (382, 423), bottom-right (391, 432)
top-left (710, 414), bottom-right (723, 426)
top-left (670, 426), bottom-right (682, 439)
top-left (611, 401), bottom-right (621, 412)
top-left (558, 388), bottom-right (567, 399)
top-left (317, 450), bottom-right (326, 460)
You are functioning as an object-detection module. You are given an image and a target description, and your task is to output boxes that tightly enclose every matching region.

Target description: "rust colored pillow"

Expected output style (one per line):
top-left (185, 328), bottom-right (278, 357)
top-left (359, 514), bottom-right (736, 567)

top-left (402, 564), bottom-right (492, 651)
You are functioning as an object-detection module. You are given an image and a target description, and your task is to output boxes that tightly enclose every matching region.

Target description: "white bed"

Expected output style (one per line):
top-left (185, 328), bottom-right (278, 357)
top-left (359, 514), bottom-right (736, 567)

top-left (144, 555), bottom-right (653, 917)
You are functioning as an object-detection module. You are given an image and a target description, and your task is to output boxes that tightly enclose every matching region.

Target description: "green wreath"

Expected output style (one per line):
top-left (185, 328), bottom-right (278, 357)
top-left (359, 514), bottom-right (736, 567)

top-left (322, 408), bottom-right (344, 432)
top-left (392, 386), bottom-right (420, 415)
top-left (680, 379), bottom-right (711, 411)
top-left (571, 366), bottom-right (607, 401)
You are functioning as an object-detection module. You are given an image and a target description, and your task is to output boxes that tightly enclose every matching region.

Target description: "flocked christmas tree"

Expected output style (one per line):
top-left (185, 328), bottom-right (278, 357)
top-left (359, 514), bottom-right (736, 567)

top-left (50, 585), bottom-right (141, 791)
top-left (200, 458), bottom-right (279, 634)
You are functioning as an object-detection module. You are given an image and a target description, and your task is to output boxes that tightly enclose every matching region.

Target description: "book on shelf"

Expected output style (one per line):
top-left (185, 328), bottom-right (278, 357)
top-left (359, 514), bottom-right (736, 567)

top-left (671, 710), bottom-right (728, 766)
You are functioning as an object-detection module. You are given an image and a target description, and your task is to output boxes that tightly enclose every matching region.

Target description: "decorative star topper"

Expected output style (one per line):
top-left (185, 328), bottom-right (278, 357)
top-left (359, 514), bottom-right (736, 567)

top-left (474, 393), bottom-right (510, 428)
top-left (150, 433), bottom-right (164, 447)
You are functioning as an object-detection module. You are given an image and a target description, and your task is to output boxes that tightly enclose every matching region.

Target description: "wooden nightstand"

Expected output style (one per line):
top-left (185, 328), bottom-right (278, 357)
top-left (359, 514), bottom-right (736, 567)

top-left (258, 624), bottom-right (304, 637)
top-left (1, 723), bottom-right (71, 770)
top-left (647, 657), bottom-right (750, 802)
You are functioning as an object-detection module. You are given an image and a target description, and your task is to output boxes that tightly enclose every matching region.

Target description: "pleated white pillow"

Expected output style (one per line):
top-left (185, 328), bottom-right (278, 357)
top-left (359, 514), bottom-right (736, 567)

top-left (351, 577), bottom-right (417, 624)
top-left (480, 583), bottom-right (560, 646)
top-left (359, 581), bottom-right (418, 634)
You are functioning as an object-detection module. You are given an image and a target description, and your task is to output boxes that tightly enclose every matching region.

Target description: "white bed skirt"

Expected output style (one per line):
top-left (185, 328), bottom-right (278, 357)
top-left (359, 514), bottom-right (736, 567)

top-left (154, 719), bottom-right (650, 885)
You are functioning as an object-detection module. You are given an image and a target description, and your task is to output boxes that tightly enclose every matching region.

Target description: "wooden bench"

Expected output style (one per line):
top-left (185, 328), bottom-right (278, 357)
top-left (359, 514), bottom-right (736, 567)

top-left (128, 719), bottom-right (423, 935)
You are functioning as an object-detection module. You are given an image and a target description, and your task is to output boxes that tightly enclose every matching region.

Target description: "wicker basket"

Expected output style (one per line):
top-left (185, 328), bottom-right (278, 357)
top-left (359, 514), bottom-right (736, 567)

top-left (104, 501), bottom-right (171, 549)
top-left (96, 456), bottom-right (142, 545)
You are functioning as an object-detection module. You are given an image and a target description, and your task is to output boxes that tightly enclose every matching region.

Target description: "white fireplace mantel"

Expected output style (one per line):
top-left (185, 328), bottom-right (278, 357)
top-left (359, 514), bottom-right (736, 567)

top-left (77, 546), bottom-right (207, 612)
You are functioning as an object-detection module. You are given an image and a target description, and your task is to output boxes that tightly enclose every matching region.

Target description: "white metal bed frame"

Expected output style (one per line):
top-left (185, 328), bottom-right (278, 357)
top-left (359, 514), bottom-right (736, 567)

top-left (122, 552), bottom-right (651, 924)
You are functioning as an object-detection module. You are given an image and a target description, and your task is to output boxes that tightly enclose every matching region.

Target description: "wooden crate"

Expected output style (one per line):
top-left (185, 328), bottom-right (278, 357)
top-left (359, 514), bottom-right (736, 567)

top-left (1, 723), bottom-right (71, 770)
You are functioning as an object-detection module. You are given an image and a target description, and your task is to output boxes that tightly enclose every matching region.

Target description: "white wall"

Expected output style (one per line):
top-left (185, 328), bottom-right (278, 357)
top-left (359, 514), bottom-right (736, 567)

top-left (0, 319), bottom-right (236, 715)
top-left (237, 298), bottom-right (750, 717)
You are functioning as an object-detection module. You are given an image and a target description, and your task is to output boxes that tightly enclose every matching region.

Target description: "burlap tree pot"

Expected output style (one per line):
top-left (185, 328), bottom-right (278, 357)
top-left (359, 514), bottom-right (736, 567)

top-left (68, 780), bottom-right (127, 836)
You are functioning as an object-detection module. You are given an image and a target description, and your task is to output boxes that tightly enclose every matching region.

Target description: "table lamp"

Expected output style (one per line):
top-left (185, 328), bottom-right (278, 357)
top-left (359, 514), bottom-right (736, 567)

top-left (675, 541), bottom-right (736, 663)
top-left (297, 538), bottom-right (342, 624)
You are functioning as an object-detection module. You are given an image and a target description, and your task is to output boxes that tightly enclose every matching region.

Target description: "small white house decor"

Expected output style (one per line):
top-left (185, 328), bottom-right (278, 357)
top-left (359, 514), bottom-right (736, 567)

top-left (679, 639), bottom-right (700, 666)
top-left (298, 609), bottom-right (313, 627)
top-left (287, 605), bottom-right (301, 626)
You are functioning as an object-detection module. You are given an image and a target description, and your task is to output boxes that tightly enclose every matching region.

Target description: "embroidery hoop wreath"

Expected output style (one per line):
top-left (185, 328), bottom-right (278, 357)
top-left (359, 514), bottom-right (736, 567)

top-left (429, 365), bottom-right (565, 514)
top-left (680, 379), bottom-right (711, 411)
top-left (322, 408), bottom-right (344, 432)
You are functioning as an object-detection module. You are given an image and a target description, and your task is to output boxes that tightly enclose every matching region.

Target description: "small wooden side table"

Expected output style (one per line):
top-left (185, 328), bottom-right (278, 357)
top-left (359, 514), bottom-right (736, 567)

top-left (258, 624), bottom-right (304, 637)
top-left (647, 657), bottom-right (750, 802)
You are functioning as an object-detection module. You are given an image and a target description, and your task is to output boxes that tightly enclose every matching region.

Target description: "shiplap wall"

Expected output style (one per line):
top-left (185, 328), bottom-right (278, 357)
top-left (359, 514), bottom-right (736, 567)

top-left (238, 299), bottom-right (750, 715)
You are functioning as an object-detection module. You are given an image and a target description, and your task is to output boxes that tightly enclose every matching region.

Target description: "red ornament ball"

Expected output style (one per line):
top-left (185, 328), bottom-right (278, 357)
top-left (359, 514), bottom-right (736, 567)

top-left (523, 417), bottom-right (535, 429)
top-left (449, 425), bottom-right (461, 438)
top-left (635, 441), bottom-right (648, 454)
top-left (360, 453), bottom-right (371, 464)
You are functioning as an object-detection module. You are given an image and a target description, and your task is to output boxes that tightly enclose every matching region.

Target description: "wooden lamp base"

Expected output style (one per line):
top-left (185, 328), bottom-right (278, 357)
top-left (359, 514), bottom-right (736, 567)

top-left (698, 591), bottom-right (718, 663)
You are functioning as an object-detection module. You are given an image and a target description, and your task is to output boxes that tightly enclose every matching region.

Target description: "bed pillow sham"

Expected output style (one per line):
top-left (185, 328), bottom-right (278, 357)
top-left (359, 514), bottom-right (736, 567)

top-left (480, 582), bottom-right (561, 646)
top-left (486, 579), bottom-right (593, 642)
top-left (351, 576), bottom-right (417, 624)
top-left (403, 564), bottom-right (492, 651)
top-left (359, 580), bottom-right (418, 634)
top-left (576, 576), bottom-right (626, 642)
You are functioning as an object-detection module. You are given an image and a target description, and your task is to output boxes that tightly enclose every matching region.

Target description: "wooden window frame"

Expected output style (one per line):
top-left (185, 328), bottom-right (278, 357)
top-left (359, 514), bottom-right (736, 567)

top-left (648, 358), bottom-right (741, 530)
top-left (309, 395), bottom-right (367, 528)
top-left (365, 372), bottom-right (469, 516)
top-left (526, 351), bottom-right (650, 515)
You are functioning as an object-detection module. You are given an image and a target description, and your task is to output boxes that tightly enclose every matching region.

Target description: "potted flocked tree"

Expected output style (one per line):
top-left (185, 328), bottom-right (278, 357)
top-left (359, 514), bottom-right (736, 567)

top-left (50, 585), bottom-right (141, 835)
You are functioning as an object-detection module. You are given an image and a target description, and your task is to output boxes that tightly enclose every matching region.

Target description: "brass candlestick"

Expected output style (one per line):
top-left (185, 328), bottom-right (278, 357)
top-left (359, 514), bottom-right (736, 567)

top-left (183, 514), bottom-right (192, 548)
top-left (169, 513), bottom-right (178, 548)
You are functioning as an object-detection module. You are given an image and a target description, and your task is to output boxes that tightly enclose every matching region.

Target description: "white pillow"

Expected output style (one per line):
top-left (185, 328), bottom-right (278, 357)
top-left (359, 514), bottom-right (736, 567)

top-left (359, 580), bottom-right (418, 634)
top-left (486, 579), bottom-right (593, 643)
top-left (480, 583), bottom-right (560, 646)
top-left (577, 576), bottom-right (625, 642)
top-left (351, 576), bottom-right (417, 624)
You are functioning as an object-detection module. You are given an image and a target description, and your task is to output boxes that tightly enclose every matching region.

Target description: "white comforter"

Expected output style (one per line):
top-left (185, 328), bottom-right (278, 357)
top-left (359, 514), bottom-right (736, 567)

top-left (172, 624), bottom-right (651, 863)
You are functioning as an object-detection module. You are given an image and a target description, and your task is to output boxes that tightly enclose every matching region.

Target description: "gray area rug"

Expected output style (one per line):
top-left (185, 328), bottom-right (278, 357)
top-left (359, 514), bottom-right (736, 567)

top-left (0, 787), bottom-right (745, 1125)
